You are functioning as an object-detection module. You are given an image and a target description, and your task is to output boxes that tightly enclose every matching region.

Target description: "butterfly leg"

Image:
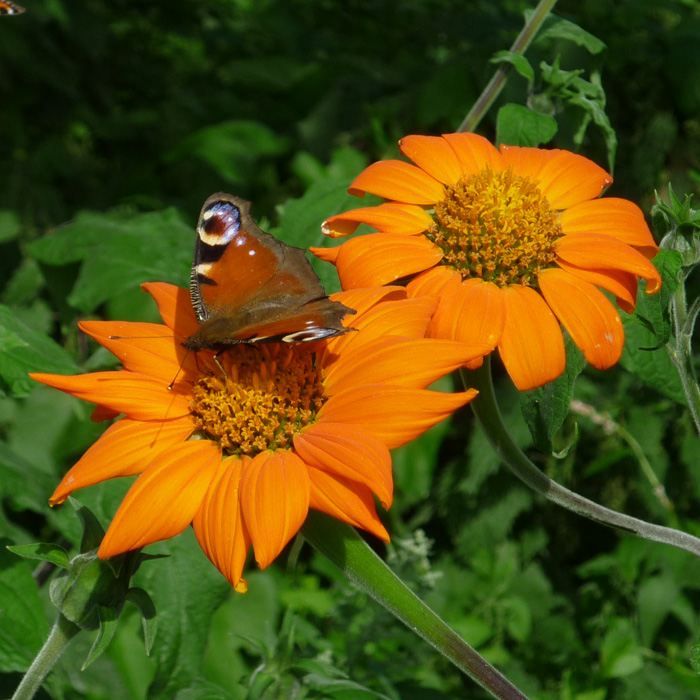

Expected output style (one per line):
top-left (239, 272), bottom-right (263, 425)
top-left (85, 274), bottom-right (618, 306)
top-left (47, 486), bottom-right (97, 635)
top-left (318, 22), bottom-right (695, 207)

top-left (213, 351), bottom-right (231, 392)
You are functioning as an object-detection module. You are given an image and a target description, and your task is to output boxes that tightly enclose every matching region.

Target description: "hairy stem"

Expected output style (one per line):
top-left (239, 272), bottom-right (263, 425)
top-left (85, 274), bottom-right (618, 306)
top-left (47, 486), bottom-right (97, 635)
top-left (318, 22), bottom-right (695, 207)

top-left (12, 614), bottom-right (80, 700)
top-left (302, 512), bottom-right (530, 700)
top-left (465, 359), bottom-right (700, 558)
top-left (458, 0), bottom-right (559, 132)
top-left (669, 283), bottom-right (700, 437)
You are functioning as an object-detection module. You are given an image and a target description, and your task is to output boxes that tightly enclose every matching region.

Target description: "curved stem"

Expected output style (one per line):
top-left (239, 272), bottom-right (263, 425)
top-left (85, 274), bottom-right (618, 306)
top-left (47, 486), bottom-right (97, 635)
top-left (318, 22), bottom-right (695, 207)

top-left (669, 283), bottom-right (700, 437)
top-left (302, 511), bottom-right (529, 700)
top-left (12, 614), bottom-right (80, 700)
top-left (458, 0), bottom-right (560, 133)
top-left (464, 358), bottom-right (700, 558)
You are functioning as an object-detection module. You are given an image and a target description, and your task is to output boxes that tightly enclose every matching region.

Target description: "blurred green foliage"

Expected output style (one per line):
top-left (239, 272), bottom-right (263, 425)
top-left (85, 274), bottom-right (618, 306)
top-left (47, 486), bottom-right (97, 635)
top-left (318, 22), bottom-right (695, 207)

top-left (2, 0), bottom-right (700, 698)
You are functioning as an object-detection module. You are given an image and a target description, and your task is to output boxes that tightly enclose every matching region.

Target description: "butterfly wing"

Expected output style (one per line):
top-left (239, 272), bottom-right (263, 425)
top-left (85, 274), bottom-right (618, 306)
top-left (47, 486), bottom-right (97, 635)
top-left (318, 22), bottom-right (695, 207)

top-left (0, 2), bottom-right (25, 14)
top-left (185, 193), bottom-right (354, 351)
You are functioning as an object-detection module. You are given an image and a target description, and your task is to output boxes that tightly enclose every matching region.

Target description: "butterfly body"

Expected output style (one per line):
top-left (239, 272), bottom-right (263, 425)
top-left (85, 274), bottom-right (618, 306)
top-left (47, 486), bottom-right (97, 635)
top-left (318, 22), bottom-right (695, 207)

top-left (0, 1), bottom-right (25, 14)
top-left (183, 193), bottom-right (354, 352)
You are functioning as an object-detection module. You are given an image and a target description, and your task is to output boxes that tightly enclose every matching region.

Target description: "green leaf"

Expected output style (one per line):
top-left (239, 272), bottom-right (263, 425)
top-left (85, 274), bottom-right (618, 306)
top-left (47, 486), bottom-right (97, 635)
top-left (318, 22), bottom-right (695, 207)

top-left (28, 211), bottom-right (126, 265)
top-left (496, 103), bottom-right (558, 147)
top-left (0, 440), bottom-right (57, 512)
top-left (278, 178), bottom-right (376, 294)
top-left (491, 50), bottom-right (535, 84)
top-left (533, 14), bottom-right (607, 55)
top-left (0, 210), bottom-right (21, 243)
top-left (67, 210), bottom-right (192, 313)
top-left (0, 304), bottom-right (80, 397)
top-left (600, 618), bottom-right (644, 678)
top-left (631, 250), bottom-right (682, 346)
top-left (637, 574), bottom-right (679, 648)
top-left (49, 550), bottom-right (124, 631)
top-left (0, 542), bottom-right (49, 672)
top-left (521, 338), bottom-right (586, 453)
top-left (538, 59), bottom-right (617, 172)
top-left (502, 596), bottom-right (532, 642)
top-left (74, 499), bottom-right (107, 553)
top-left (136, 528), bottom-right (231, 699)
top-left (2, 258), bottom-right (45, 307)
top-left (6, 542), bottom-right (71, 570)
top-left (29, 209), bottom-right (193, 313)
top-left (620, 298), bottom-right (686, 406)
top-left (82, 605), bottom-right (119, 669)
top-left (691, 642), bottom-right (700, 674)
top-left (167, 120), bottom-right (289, 184)
top-left (126, 587), bottom-right (158, 655)
top-left (279, 575), bottom-right (335, 617)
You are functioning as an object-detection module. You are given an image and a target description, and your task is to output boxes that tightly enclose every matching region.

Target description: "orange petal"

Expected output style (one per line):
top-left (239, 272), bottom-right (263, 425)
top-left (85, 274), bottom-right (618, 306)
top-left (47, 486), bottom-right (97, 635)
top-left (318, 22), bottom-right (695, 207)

top-left (539, 268), bottom-right (624, 370)
top-left (98, 440), bottom-right (222, 558)
top-left (308, 470), bottom-right (389, 542)
top-left (330, 233), bottom-right (443, 290)
top-left (555, 259), bottom-right (638, 314)
top-left (500, 145), bottom-right (560, 181)
top-left (324, 296), bottom-right (437, 362)
top-left (50, 417), bottom-right (194, 505)
top-left (30, 370), bottom-right (192, 421)
top-left (323, 287), bottom-right (411, 358)
top-left (193, 455), bottom-right (251, 591)
top-left (428, 278), bottom-right (505, 352)
top-left (239, 450), bottom-right (310, 569)
top-left (441, 133), bottom-right (504, 176)
top-left (406, 265), bottom-right (457, 298)
top-left (142, 282), bottom-right (201, 338)
top-left (323, 336), bottom-right (490, 394)
top-left (399, 135), bottom-right (464, 186)
top-left (497, 286), bottom-right (566, 390)
top-left (348, 160), bottom-right (446, 204)
top-left (318, 385), bottom-right (478, 449)
top-left (79, 320), bottom-right (197, 383)
top-left (310, 245), bottom-right (339, 265)
top-left (331, 286), bottom-right (408, 317)
top-left (348, 296), bottom-right (437, 339)
top-left (91, 405), bottom-right (120, 422)
top-left (533, 151), bottom-right (612, 210)
top-left (294, 422), bottom-right (392, 508)
top-left (322, 203), bottom-right (434, 238)
top-left (556, 233), bottom-right (661, 293)
top-left (559, 198), bottom-right (659, 258)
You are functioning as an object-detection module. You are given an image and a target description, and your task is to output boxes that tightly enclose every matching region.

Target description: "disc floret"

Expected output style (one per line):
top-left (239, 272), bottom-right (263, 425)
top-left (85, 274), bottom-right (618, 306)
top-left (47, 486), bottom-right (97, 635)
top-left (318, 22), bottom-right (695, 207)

top-left (431, 167), bottom-right (562, 287)
top-left (190, 346), bottom-right (325, 455)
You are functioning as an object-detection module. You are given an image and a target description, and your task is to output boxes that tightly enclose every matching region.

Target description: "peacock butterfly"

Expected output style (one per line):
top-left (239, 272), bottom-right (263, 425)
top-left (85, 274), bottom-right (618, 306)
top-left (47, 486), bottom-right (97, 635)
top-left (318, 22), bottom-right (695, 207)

top-left (0, 1), bottom-right (25, 14)
top-left (182, 192), bottom-right (355, 352)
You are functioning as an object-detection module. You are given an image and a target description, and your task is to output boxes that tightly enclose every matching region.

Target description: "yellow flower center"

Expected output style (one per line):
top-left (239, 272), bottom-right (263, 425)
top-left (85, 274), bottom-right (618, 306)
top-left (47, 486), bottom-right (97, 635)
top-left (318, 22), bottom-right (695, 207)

top-left (190, 345), bottom-right (325, 456)
top-left (430, 167), bottom-right (562, 286)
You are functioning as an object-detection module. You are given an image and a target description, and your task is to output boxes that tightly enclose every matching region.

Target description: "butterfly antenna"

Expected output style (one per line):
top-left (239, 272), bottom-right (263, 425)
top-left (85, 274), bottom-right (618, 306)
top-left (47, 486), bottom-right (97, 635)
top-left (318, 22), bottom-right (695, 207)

top-left (168, 349), bottom-right (190, 390)
top-left (108, 333), bottom-right (186, 340)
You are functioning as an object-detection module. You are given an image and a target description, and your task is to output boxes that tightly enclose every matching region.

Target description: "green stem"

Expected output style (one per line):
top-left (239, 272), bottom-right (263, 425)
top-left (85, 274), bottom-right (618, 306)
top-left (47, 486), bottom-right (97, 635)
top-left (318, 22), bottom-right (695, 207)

top-left (465, 358), bottom-right (700, 558)
top-left (669, 283), bottom-right (700, 437)
top-left (302, 512), bottom-right (529, 700)
top-left (568, 400), bottom-right (673, 512)
top-left (458, 0), bottom-right (559, 133)
top-left (12, 614), bottom-right (80, 700)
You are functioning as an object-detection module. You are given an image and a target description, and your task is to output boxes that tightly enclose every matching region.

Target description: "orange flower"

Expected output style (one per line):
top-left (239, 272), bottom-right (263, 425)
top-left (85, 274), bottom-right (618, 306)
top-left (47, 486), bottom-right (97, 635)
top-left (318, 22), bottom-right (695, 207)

top-left (315, 133), bottom-right (662, 390)
top-left (31, 283), bottom-right (488, 591)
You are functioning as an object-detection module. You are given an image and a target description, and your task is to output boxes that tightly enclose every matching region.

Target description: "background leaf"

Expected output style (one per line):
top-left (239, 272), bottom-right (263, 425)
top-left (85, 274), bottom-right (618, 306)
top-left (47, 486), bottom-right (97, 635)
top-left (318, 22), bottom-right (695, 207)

top-left (496, 103), bottom-right (558, 147)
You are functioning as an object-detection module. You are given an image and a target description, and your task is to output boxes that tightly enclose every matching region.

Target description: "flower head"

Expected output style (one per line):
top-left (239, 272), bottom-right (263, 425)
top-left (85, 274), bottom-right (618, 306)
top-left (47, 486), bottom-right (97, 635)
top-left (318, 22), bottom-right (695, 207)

top-left (315, 134), bottom-right (662, 390)
top-left (32, 283), bottom-right (487, 590)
